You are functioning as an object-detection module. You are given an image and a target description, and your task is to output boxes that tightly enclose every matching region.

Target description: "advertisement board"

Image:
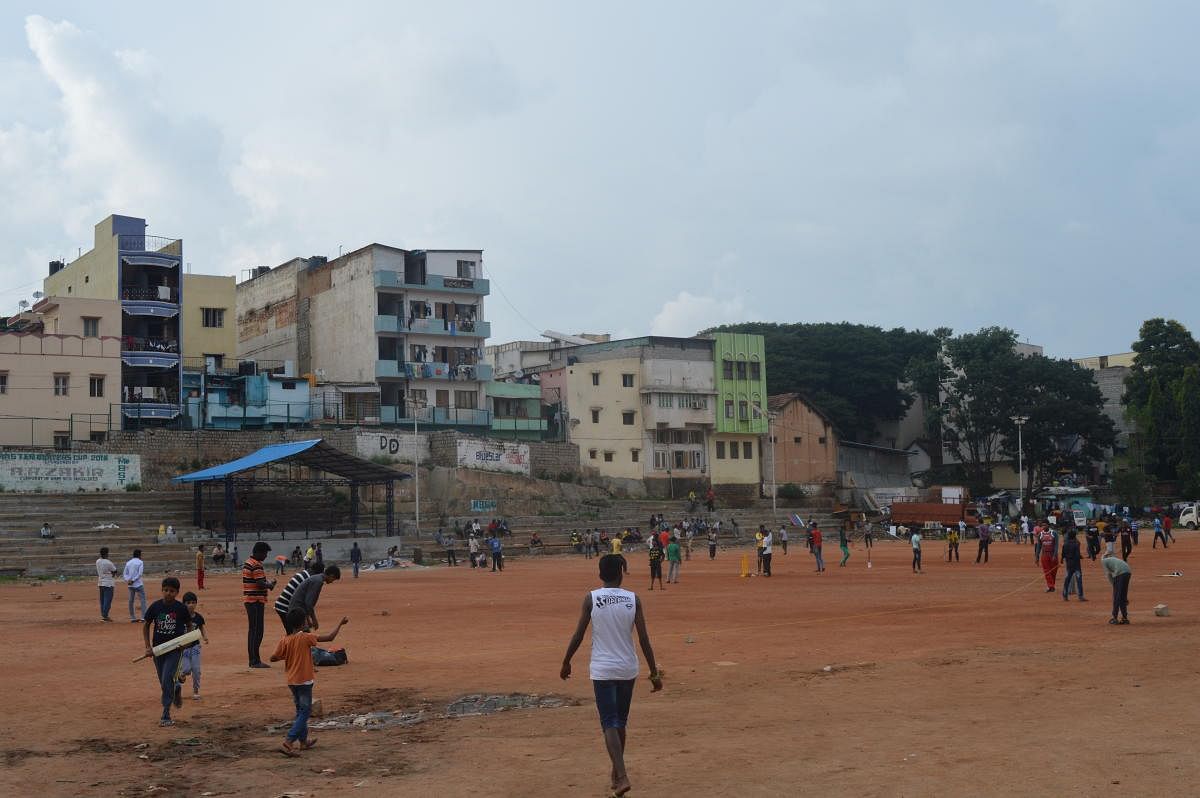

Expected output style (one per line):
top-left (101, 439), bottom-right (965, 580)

top-left (0, 452), bottom-right (141, 492)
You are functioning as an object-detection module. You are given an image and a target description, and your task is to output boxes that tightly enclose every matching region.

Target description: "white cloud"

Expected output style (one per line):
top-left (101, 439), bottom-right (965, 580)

top-left (650, 291), bottom-right (746, 338)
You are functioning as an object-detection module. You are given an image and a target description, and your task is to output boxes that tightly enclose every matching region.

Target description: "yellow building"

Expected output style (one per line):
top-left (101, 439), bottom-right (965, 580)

top-left (181, 274), bottom-right (236, 367)
top-left (563, 355), bottom-right (645, 481)
top-left (0, 297), bottom-right (122, 447)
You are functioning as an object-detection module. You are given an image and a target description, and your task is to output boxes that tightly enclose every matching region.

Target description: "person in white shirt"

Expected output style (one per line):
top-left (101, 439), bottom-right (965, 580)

top-left (911, 530), bottom-right (923, 574)
top-left (96, 547), bottom-right (118, 622)
top-left (778, 525), bottom-right (788, 555)
top-left (761, 530), bottom-right (774, 576)
top-left (561, 554), bottom-right (663, 797)
top-left (123, 549), bottom-right (147, 622)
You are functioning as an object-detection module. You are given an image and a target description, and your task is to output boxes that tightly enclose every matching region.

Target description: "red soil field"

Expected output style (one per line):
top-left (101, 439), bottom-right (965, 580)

top-left (2, 535), bottom-right (1198, 797)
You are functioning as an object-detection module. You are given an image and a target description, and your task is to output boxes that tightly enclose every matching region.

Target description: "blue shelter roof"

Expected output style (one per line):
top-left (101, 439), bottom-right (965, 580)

top-left (172, 438), bottom-right (404, 484)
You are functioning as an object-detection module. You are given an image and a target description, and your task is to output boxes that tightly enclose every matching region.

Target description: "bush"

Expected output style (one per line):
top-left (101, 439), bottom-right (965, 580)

top-left (777, 483), bottom-right (806, 501)
top-left (124, 483), bottom-right (142, 492)
top-left (370, 454), bottom-right (398, 465)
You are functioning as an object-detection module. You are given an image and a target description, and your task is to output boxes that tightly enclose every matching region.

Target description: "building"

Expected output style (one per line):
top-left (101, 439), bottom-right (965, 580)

top-left (487, 381), bottom-right (548, 440)
top-left (236, 245), bottom-right (492, 429)
top-left (485, 332), bottom-right (611, 379)
top-left (180, 273), bottom-right (237, 369)
top-left (765, 393), bottom-right (838, 487)
top-left (43, 214), bottom-right (185, 428)
top-left (0, 297), bottom-right (123, 447)
top-left (539, 331), bottom-right (769, 496)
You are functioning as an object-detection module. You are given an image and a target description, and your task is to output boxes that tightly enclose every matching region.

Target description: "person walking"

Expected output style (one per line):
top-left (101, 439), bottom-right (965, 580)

top-left (863, 523), bottom-right (873, 552)
top-left (1039, 524), bottom-right (1059, 592)
top-left (648, 537), bottom-right (665, 590)
top-left (350, 542), bottom-right (362, 578)
top-left (779, 524), bottom-right (788, 555)
top-left (911, 528), bottom-right (923, 574)
top-left (1085, 525), bottom-right (1101, 561)
top-left (761, 528), bottom-right (773, 577)
top-left (666, 537), bottom-right (682, 584)
top-left (1152, 516), bottom-right (1168, 549)
top-left (1060, 529), bottom-right (1086, 601)
top-left (1101, 552), bottom-right (1132, 625)
top-left (242, 541), bottom-right (277, 668)
top-left (1119, 523), bottom-right (1133, 561)
top-left (810, 523), bottom-right (825, 572)
top-left (1164, 513), bottom-right (1175, 544)
top-left (975, 523), bottom-right (991, 564)
top-left (124, 548), bottom-right (147, 622)
top-left (489, 534), bottom-right (504, 572)
top-left (96, 547), bottom-right (117, 622)
top-left (947, 525), bottom-right (960, 563)
top-left (838, 525), bottom-right (851, 567)
top-left (707, 528), bottom-right (718, 560)
top-left (195, 545), bottom-right (206, 590)
top-left (468, 533), bottom-right (480, 569)
top-left (560, 554), bottom-right (663, 797)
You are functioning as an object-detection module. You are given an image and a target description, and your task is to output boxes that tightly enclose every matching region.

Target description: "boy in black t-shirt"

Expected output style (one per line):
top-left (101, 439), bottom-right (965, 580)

top-left (141, 577), bottom-right (193, 726)
top-left (648, 538), bottom-right (665, 591)
top-left (177, 591), bottom-right (209, 701)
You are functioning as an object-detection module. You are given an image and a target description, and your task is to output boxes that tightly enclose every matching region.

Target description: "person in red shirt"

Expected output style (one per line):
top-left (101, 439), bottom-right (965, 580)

top-left (809, 523), bottom-right (825, 572)
top-left (1038, 526), bottom-right (1058, 592)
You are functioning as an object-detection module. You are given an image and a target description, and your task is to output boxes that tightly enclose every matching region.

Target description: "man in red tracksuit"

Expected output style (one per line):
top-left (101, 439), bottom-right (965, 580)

top-left (1039, 525), bottom-right (1059, 592)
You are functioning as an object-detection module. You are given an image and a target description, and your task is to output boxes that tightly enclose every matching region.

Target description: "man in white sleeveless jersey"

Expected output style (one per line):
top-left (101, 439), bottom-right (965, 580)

top-left (561, 554), bottom-right (663, 797)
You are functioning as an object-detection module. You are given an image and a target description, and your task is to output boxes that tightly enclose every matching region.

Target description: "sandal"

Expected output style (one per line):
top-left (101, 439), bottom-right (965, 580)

top-left (300, 738), bottom-right (318, 750)
top-left (279, 743), bottom-right (300, 758)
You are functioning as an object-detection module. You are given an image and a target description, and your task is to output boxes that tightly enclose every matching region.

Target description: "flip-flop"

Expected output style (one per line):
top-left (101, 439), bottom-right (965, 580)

top-left (279, 744), bottom-right (300, 758)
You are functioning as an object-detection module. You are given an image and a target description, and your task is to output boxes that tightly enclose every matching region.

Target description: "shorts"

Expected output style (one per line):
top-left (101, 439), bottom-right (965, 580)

top-left (593, 679), bottom-right (636, 729)
top-left (650, 561), bottom-right (662, 577)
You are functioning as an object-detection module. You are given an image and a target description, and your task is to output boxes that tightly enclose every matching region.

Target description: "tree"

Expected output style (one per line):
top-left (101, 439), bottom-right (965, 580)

top-left (1123, 318), bottom-right (1200, 411)
top-left (1176, 366), bottom-right (1200, 497)
top-left (706, 322), bottom-right (938, 441)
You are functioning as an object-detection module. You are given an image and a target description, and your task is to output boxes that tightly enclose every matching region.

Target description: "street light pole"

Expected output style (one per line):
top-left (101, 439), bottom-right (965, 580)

top-left (411, 400), bottom-right (424, 536)
top-left (751, 403), bottom-right (776, 520)
top-left (1011, 415), bottom-right (1029, 513)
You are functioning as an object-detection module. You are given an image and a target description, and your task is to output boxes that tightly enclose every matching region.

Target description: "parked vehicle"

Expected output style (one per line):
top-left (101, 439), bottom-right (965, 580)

top-left (1179, 504), bottom-right (1199, 530)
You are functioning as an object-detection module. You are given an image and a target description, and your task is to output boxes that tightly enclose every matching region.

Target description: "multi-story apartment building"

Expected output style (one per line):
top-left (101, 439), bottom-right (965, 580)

top-left (180, 273), bottom-right (236, 370)
top-left (236, 244), bottom-right (492, 428)
top-left (43, 215), bottom-right (184, 427)
top-left (0, 296), bottom-right (123, 447)
top-left (540, 332), bottom-right (769, 496)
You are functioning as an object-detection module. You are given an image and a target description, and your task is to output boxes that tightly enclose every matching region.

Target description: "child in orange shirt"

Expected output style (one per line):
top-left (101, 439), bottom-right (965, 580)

top-left (270, 607), bottom-right (348, 757)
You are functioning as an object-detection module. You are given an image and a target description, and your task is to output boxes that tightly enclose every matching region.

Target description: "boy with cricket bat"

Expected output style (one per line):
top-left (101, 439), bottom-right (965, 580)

top-left (270, 607), bottom-right (349, 757)
top-left (177, 591), bottom-right (209, 701)
top-left (141, 577), bottom-right (193, 726)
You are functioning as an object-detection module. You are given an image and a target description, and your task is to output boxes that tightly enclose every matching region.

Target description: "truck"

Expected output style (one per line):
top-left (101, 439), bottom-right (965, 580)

top-left (887, 499), bottom-right (981, 529)
top-left (1180, 504), bottom-right (1199, 530)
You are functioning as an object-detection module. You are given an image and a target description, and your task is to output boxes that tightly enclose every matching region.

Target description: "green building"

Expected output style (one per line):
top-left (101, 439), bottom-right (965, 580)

top-left (487, 381), bottom-right (548, 440)
top-left (709, 332), bottom-right (768, 489)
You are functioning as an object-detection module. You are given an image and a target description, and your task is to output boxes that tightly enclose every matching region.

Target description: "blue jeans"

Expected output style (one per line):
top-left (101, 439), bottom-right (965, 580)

top-left (1062, 567), bottom-right (1084, 598)
top-left (593, 679), bottom-right (635, 729)
top-left (128, 585), bottom-right (147, 620)
top-left (153, 649), bottom-right (183, 719)
top-left (352, 561), bottom-right (360, 578)
top-left (99, 586), bottom-right (114, 618)
top-left (287, 684), bottom-right (313, 742)
top-left (179, 646), bottom-right (202, 693)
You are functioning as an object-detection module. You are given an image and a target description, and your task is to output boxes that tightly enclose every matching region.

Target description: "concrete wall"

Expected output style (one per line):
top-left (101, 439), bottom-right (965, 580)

top-left (236, 260), bottom-right (302, 365)
top-left (710, 433), bottom-right (762, 485)
top-left (770, 398), bottom-right (837, 484)
top-left (564, 356), bottom-right (644, 479)
top-left (306, 249), bottom-right (376, 383)
top-left (182, 274), bottom-right (237, 362)
top-left (43, 216), bottom-right (121, 300)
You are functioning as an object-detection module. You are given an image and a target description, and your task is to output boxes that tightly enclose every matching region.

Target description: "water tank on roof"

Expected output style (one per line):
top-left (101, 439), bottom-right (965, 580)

top-left (308, 256), bottom-right (328, 268)
top-left (48, 260), bottom-right (65, 276)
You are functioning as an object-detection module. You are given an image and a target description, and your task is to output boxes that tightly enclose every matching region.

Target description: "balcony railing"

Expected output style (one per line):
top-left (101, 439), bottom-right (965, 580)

top-left (380, 405), bottom-right (491, 426)
top-left (404, 317), bottom-right (491, 337)
top-left (122, 287), bottom-right (178, 302)
top-left (121, 336), bottom-right (179, 354)
top-left (376, 361), bottom-right (492, 381)
top-left (374, 271), bottom-right (490, 295)
top-left (492, 416), bottom-right (549, 432)
top-left (118, 234), bottom-right (181, 254)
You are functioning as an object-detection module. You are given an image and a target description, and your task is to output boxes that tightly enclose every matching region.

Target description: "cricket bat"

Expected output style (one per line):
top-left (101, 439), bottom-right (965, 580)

top-left (132, 629), bottom-right (201, 662)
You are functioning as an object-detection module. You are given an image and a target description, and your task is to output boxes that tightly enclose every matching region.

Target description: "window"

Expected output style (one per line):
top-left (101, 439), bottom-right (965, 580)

top-left (654, 450), bottom-right (670, 470)
top-left (819, 436), bottom-right (828, 445)
top-left (53, 432), bottom-right (70, 451)
top-left (631, 449), bottom-right (640, 463)
top-left (591, 409), bottom-right (600, 423)
top-left (89, 431), bottom-right (106, 444)
top-left (603, 451), bottom-right (614, 462)
top-left (201, 308), bottom-right (225, 328)
top-left (722, 360), bottom-right (733, 379)
top-left (589, 449), bottom-right (598, 460)
top-left (643, 394), bottom-right (651, 405)
top-left (716, 441), bottom-right (726, 459)
top-left (793, 436), bottom-right (802, 444)
top-left (658, 394), bottom-right (673, 408)
top-left (750, 362), bottom-right (761, 380)
top-left (0, 372), bottom-right (7, 395)
top-left (410, 389), bottom-right (428, 405)
top-left (82, 317), bottom-right (99, 337)
top-left (679, 394), bottom-right (707, 410)
top-left (674, 450), bottom-right (686, 468)
top-left (591, 372), bottom-right (600, 386)
top-left (743, 441), bottom-right (753, 459)
top-left (730, 442), bottom-right (740, 459)
top-left (622, 373), bottom-right (635, 388)
top-left (53, 374), bottom-right (69, 396)
top-left (690, 451), bottom-right (704, 469)
top-left (455, 390), bottom-right (477, 409)
top-left (280, 381), bottom-right (297, 390)
top-left (89, 376), bottom-right (104, 398)
top-left (204, 354), bottom-right (225, 370)
top-left (622, 411), bottom-right (635, 425)
top-left (739, 401), bottom-right (748, 420)
top-left (736, 361), bottom-right (747, 379)
top-left (724, 400), bottom-right (734, 419)
top-left (456, 259), bottom-right (476, 278)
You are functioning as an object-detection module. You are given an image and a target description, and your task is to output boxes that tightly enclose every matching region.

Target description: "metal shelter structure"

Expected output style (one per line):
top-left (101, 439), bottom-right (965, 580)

top-left (172, 439), bottom-right (406, 537)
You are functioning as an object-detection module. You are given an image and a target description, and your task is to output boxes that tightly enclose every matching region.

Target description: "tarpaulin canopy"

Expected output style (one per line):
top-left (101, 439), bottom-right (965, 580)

top-left (172, 438), bottom-right (405, 484)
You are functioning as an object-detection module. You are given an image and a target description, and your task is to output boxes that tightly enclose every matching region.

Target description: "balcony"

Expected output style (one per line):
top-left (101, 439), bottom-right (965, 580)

top-left (118, 234), bottom-right (181, 254)
top-left (122, 287), bottom-right (177, 302)
top-left (642, 402), bottom-right (716, 429)
top-left (404, 317), bottom-right (491, 338)
top-left (376, 361), bottom-right (493, 381)
top-left (375, 314), bottom-right (402, 334)
top-left (493, 416), bottom-right (549, 433)
top-left (380, 405), bottom-right (491, 426)
top-left (374, 271), bottom-right (490, 296)
top-left (120, 402), bottom-right (182, 420)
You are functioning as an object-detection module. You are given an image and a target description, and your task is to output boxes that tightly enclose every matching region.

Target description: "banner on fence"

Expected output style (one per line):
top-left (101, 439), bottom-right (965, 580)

top-left (0, 452), bottom-right (141, 492)
top-left (470, 499), bottom-right (498, 513)
top-left (457, 439), bottom-right (530, 476)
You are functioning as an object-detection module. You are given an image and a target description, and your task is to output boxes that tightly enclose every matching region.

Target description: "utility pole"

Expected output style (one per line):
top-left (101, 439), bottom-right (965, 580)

top-left (411, 399), bottom-right (425, 535)
top-left (1011, 415), bottom-right (1029, 513)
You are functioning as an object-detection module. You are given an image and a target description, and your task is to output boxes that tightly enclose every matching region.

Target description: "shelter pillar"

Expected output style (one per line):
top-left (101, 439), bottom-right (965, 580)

top-left (350, 482), bottom-right (360, 535)
top-left (386, 480), bottom-right (395, 536)
top-left (192, 483), bottom-right (202, 527)
top-left (224, 477), bottom-right (236, 535)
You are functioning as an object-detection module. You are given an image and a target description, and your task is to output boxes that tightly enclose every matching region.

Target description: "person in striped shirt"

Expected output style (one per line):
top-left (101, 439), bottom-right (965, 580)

top-left (274, 568), bottom-right (311, 629)
top-left (242, 541), bottom-right (277, 668)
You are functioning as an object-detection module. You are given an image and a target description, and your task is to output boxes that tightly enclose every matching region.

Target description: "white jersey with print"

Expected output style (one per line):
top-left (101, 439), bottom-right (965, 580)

top-left (589, 587), bottom-right (639, 681)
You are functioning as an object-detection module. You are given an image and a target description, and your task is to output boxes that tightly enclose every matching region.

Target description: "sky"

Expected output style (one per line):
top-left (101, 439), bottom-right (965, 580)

top-left (1, 1), bottom-right (1198, 358)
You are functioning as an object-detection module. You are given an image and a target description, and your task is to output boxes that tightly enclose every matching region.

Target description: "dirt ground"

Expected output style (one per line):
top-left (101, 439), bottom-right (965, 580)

top-left (3, 534), bottom-right (1199, 797)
